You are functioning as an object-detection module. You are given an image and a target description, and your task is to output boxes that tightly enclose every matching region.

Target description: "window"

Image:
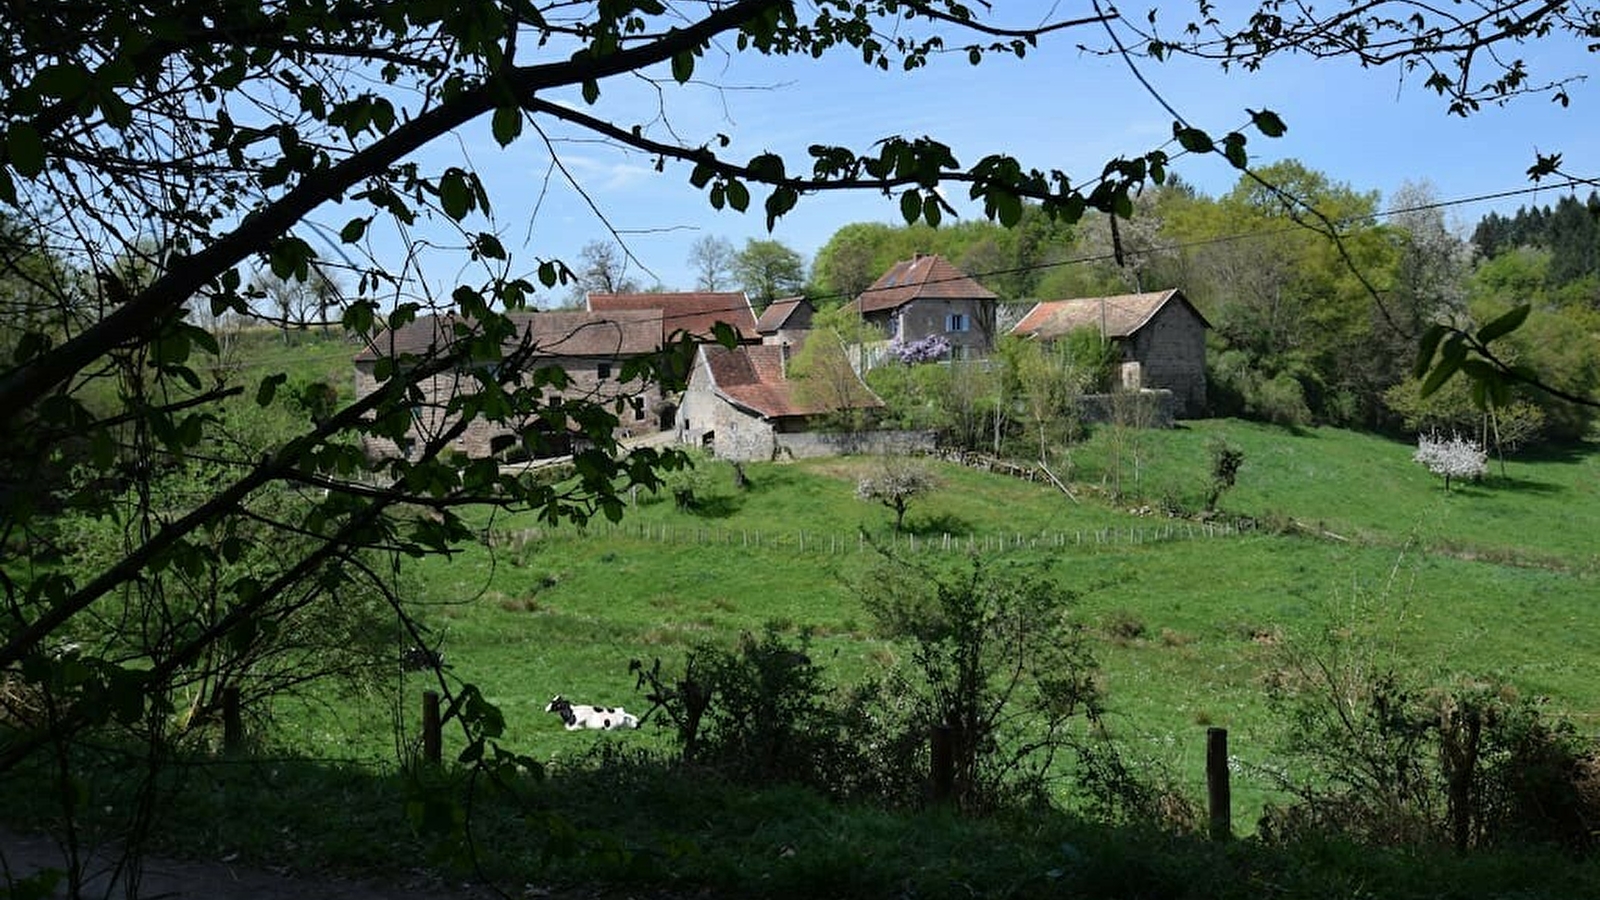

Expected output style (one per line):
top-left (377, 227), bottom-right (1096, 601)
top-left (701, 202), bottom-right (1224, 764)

top-left (945, 313), bottom-right (969, 333)
top-left (597, 363), bottom-right (611, 381)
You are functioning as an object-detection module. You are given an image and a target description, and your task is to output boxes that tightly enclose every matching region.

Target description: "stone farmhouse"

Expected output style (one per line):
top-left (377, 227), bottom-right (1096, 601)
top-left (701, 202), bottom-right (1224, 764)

top-left (1010, 288), bottom-right (1211, 418)
top-left (844, 254), bottom-right (998, 364)
top-left (353, 309), bottom-right (666, 461)
top-left (678, 337), bottom-right (884, 461)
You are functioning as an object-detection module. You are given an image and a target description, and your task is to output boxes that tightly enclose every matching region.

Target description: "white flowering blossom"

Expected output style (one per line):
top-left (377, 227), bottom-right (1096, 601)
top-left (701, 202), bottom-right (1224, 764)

top-left (1413, 433), bottom-right (1487, 491)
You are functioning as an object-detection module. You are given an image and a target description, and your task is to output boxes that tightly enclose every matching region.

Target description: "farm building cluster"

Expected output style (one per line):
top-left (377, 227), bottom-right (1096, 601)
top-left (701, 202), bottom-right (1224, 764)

top-left (353, 254), bottom-right (1210, 463)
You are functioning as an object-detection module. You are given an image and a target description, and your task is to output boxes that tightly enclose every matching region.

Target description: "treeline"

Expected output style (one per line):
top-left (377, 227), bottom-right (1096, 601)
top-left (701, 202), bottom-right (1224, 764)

top-left (1471, 192), bottom-right (1600, 297)
top-left (803, 161), bottom-right (1600, 445)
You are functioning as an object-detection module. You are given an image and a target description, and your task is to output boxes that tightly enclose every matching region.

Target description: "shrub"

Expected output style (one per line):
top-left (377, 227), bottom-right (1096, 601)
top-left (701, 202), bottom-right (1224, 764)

top-left (858, 557), bottom-right (1103, 813)
top-left (631, 628), bottom-right (867, 795)
top-left (1262, 626), bottom-right (1600, 852)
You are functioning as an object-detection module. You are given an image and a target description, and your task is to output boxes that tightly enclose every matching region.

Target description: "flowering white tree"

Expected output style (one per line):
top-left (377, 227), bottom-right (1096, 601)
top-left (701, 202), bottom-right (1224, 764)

top-left (1413, 434), bottom-right (1488, 492)
top-left (856, 459), bottom-right (939, 532)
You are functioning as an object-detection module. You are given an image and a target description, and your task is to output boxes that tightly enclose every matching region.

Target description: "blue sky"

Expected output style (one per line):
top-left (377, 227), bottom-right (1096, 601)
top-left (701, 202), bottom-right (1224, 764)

top-left (339, 3), bottom-right (1599, 301)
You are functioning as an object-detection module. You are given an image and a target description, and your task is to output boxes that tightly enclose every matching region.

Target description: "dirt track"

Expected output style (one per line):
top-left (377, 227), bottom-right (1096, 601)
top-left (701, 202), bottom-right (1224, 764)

top-left (0, 826), bottom-right (508, 899)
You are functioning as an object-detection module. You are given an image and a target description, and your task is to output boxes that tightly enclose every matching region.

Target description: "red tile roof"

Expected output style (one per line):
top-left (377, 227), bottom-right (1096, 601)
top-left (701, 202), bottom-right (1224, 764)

top-left (849, 254), bottom-right (997, 314)
top-left (1011, 289), bottom-right (1209, 340)
top-left (587, 291), bottom-right (757, 342)
top-left (354, 309), bottom-right (662, 362)
top-left (754, 296), bottom-right (812, 334)
top-left (701, 341), bottom-right (881, 419)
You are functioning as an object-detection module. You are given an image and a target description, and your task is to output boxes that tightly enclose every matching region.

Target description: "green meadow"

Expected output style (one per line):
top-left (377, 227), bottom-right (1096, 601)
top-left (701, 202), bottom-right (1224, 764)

top-left (273, 419), bottom-right (1600, 830)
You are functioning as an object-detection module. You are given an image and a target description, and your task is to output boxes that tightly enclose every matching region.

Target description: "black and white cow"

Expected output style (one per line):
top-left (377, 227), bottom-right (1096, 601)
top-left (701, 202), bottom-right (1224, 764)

top-left (544, 694), bottom-right (639, 730)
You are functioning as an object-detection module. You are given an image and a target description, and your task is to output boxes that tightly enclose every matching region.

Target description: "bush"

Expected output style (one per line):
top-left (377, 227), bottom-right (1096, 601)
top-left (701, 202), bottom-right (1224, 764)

top-left (632, 628), bottom-right (868, 796)
top-left (1263, 634), bottom-right (1600, 852)
top-left (859, 557), bottom-right (1103, 813)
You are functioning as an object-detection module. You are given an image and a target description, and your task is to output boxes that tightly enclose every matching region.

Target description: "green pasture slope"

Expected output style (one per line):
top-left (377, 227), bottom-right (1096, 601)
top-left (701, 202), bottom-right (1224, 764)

top-left (281, 420), bottom-right (1600, 828)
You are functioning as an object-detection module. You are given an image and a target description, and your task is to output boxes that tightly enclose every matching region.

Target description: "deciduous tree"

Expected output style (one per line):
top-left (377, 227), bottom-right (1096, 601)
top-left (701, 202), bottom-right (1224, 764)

top-left (733, 238), bottom-right (806, 311)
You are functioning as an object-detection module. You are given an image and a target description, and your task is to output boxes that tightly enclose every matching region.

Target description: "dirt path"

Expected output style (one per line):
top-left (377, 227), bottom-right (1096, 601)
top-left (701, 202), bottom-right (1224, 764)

top-left (1, 826), bottom-right (513, 899)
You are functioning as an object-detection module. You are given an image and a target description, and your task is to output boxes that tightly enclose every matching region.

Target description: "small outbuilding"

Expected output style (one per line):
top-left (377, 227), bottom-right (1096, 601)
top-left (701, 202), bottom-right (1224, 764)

top-left (1011, 289), bottom-right (1210, 418)
top-left (678, 340), bottom-right (884, 461)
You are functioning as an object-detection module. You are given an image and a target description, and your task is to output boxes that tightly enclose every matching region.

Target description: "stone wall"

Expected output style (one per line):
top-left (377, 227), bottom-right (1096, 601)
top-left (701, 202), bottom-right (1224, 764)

top-left (770, 429), bottom-right (939, 460)
top-left (1077, 390), bottom-right (1175, 428)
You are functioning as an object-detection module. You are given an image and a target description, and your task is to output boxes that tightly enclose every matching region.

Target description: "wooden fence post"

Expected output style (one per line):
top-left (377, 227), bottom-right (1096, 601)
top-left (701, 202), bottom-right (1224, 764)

top-left (1206, 727), bottom-right (1231, 841)
top-left (930, 724), bottom-right (955, 805)
top-left (422, 691), bottom-right (442, 765)
top-left (222, 686), bottom-right (243, 754)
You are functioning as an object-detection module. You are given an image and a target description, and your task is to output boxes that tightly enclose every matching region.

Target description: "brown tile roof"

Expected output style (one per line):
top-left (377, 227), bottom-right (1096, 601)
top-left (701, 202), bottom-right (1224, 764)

top-left (755, 296), bottom-right (812, 334)
top-left (701, 341), bottom-right (881, 419)
top-left (1010, 289), bottom-right (1209, 340)
top-left (849, 254), bottom-right (997, 314)
top-left (354, 309), bottom-right (662, 362)
top-left (587, 291), bottom-right (757, 342)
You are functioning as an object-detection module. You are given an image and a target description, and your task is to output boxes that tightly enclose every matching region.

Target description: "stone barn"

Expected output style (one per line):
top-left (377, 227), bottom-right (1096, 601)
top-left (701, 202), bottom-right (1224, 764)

top-left (353, 309), bottom-right (665, 461)
top-left (1011, 289), bottom-right (1210, 418)
top-left (677, 340), bottom-right (883, 461)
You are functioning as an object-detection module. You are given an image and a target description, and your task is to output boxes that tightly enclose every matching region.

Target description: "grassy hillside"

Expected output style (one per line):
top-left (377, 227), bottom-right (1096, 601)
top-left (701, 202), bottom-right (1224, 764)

top-left (264, 420), bottom-right (1600, 834)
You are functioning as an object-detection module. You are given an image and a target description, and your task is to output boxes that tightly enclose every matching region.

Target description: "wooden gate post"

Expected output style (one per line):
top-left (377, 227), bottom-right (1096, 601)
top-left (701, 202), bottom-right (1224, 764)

top-left (422, 690), bottom-right (442, 764)
top-left (930, 724), bottom-right (955, 805)
top-left (1206, 727), bottom-right (1232, 841)
top-left (222, 687), bottom-right (243, 754)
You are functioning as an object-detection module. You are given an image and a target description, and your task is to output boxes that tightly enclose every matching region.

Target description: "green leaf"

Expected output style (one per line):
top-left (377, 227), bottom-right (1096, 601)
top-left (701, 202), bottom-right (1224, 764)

top-left (1413, 324), bottom-right (1448, 379)
top-left (581, 79), bottom-right (599, 104)
top-left (992, 189), bottom-right (1022, 227)
top-left (439, 169), bottom-right (472, 220)
top-left (671, 50), bottom-right (695, 84)
top-left (256, 373), bottom-right (287, 406)
top-left (1222, 135), bottom-right (1248, 169)
top-left (491, 105), bottom-right (522, 146)
top-left (6, 123), bottom-right (46, 177)
top-left (900, 190), bottom-right (921, 224)
top-left (725, 179), bottom-right (750, 212)
top-left (475, 233), bottom-right (506, 259)
top-left (1476, 304), bottom-right (1530, 345)
top-left (1248, 108), bottom-right (1288, 137)
top-left (342, 300), bottom-right (374, 334)
top-left (1420, 340), bottom-right (1466, 398)
top-left (764, 186), bottom-right (797, 229)
top-left (371, 98), bottom-right (396, 133)
top-left (340, 217), bottom-right (367, 243)
top-left (1173, 125), bottom-right (1212, 154)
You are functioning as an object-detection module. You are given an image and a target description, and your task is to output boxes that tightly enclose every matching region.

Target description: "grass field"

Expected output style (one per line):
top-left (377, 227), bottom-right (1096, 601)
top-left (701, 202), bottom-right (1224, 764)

top-left (261, 418), bottom-right (1600, 835)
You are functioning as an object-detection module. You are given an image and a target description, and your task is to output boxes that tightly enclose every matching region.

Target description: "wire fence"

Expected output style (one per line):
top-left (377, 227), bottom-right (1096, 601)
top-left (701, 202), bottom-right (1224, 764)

top-left (487, 518), bottom-right (1257, 557)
